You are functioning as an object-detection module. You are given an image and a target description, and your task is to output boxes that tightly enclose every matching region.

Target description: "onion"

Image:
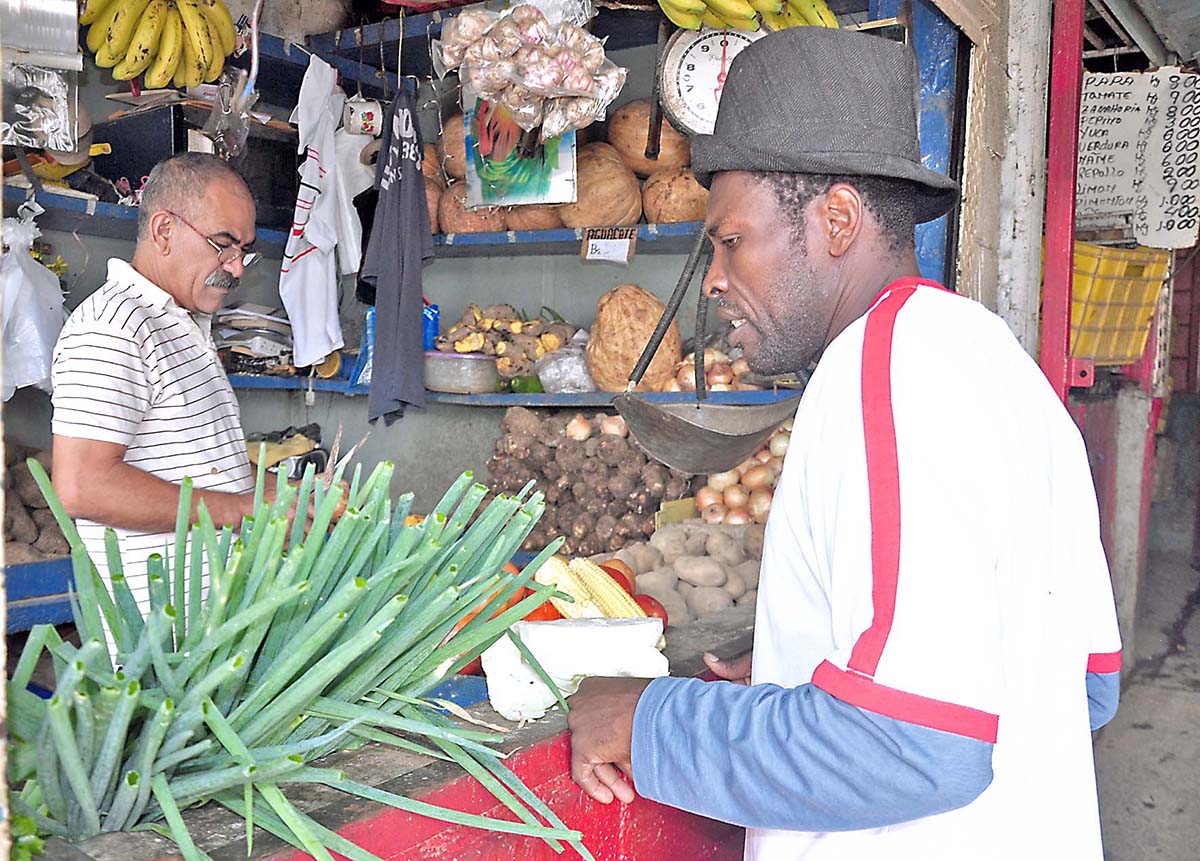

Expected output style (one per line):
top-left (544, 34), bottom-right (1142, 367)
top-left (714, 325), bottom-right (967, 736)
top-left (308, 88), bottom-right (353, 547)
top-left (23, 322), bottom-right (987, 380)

top-left (754, 449), bottom-right (772, 463)
top-left (731, 357), bottom-right (750, 377)
top-left (706, 469), bottom-right (740, 492)
top-left (724, 483), bottom-right (749, 509)
top-left (600, 415), bottom-right (628, 437)
top-left (734, 458), bottom-right (759, 476)
top-left (781, 418), bottom-right (793, 431)
top-left (662, 377), bottom-right (683, 392)
top-left (566, 414), bottom-right (593, 441)
top-left (724, 507), bottom-right (753, 525)
top-left (677, 364), bottom-right (697, 387)
top-left (748, 487), bottom-right (773, 523)
top-left (708, 383), bottom-right (734, 391)
top-left (766, 456), bottom-right (784, 484)
top-left (701, 502), bottom-right (729, 525)
top-left (742, 464), bottom-right (771, 490)
top-left (706, 363), bottom-right (734, 385)
top-left (695, 485), bottom-right (724, 510)
top-left (769, 431), bottom-right (791, 458)
top-left (702, 348), bottom-right (730, 366)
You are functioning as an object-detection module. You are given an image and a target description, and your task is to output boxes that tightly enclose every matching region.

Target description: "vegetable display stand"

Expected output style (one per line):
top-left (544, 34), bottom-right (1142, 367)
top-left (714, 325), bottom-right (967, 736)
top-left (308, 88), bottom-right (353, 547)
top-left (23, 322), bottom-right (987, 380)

top-left (47, 606), bottom-right (755, 861)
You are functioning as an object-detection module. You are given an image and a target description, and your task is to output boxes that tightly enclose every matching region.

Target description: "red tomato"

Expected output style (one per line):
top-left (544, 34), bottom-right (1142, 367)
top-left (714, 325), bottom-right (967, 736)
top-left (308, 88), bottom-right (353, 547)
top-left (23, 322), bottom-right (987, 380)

top-left (599, 563), bottom-right (636, 595)
top-left (523, 600), bottom-right (563, 622)
top-left (452, 562), bottom-right (525, 675)
top-left (634, 594), bottom-right (669, 628)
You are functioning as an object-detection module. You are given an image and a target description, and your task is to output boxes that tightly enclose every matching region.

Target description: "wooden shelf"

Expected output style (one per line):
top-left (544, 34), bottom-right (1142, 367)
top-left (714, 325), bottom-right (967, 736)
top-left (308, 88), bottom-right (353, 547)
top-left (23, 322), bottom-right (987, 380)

top-left (227, 374), bottom-right (802, 407)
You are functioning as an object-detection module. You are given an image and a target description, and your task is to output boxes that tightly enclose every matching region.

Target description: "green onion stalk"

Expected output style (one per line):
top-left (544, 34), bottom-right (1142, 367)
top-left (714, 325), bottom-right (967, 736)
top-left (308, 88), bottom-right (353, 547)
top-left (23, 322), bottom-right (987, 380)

top-left (8, 457), bottom-right (593, 861)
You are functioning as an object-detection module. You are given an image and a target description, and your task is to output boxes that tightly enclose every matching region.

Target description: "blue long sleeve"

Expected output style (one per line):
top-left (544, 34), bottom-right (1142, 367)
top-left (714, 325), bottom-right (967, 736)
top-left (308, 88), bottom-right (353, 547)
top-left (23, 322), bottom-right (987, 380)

top-left (1086, 671), bottom-right (1119, 730)
top-left (631, 676), bottom-right (993, 832)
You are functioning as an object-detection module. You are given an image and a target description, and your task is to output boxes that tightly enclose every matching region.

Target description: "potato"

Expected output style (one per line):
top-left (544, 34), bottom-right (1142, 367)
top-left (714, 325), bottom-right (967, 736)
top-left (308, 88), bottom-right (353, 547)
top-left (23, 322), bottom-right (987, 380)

top-left (617, 541), bottom-right (664, 576)
top-left (673, 556), bottom-right (727, 588)
top-left (649, 526), bottom-right (688, 564)
top-left (743, 524), bottom-right (765, 560)
top-left (723, 569), bottom-right (747, 600)
top-left (687, 586), bottom-right (734, 619)
top-left (13, 462), bottom-right (49, 510)
top-left (706, 530), bottom-right (744, 567)
top-left (638, 582), bottom-right (691, 628)
top-left (676, 580), bottom-right (694, 600)
top-left (683, 526), bottom-right (709, 557)
top-left (32, 508), bottom-right (57, 531)
top-left (736, 589), bottom-right (757, 607)
top-left (5, 541), bottom-right (43, 564)
top-left (636, 569), bottom-right (678, 595)
top-left (732, 559), bottom-right (761, 592)
top-left (35, 449), bottom-right (52, 472)
top-left (5, 501), bottom-right (37, 544)
top-left (33, 529), bottom-right (69, 557)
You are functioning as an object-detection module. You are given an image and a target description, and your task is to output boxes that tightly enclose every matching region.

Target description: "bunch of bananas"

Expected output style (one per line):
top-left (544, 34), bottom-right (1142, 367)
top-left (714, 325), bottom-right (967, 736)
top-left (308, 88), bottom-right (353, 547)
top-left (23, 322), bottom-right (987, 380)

top-left (657, 0), bottom-right (838, 32)
top-left (79, 0), bottom-right (237, 89)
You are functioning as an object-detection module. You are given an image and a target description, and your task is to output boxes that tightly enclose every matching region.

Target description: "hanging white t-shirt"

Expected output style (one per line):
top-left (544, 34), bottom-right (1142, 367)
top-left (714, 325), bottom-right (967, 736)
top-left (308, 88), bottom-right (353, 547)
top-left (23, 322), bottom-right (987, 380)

top-left (280, 56), bottom-right (346, 368)
top-left (746, 279), bottom-right (1121, 860)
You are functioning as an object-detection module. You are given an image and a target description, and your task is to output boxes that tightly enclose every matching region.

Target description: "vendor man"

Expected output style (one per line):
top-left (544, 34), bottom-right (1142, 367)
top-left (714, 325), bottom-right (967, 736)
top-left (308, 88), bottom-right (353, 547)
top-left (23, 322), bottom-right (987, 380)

top-left (51, 152), bottom-right (260, 614)
top-left (567, 28), bottom-right (1123, 859)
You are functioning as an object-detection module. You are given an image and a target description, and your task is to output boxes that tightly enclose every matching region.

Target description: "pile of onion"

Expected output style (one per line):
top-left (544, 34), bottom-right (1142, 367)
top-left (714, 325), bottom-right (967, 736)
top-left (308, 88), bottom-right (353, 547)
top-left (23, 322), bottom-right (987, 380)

top-left (694, 422), bottom-right (792, 526)
top-left (660, 349), bottom-right (760, 393)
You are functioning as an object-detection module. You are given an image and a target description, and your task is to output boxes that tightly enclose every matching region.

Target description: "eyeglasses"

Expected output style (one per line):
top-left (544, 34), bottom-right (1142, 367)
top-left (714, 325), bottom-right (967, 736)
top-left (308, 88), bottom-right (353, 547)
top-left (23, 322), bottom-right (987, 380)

top-left (167, 210), bottom-right (260, 268)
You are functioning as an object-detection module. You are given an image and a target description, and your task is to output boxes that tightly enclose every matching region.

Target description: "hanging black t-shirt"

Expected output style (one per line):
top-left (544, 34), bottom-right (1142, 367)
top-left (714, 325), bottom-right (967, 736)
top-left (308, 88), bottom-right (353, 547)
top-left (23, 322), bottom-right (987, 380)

top-left (360, 89), bottom-right (434, 424)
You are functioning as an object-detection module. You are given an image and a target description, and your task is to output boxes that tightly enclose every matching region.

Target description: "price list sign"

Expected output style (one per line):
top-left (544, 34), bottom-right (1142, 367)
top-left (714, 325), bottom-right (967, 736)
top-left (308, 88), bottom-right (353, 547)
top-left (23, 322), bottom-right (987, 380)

top-left (1077, 67), bottom-right (1200, 249)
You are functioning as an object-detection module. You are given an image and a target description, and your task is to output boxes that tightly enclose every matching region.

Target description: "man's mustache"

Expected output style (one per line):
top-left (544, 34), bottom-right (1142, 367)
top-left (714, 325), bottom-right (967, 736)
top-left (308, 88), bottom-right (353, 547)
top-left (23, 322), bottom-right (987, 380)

top-left (206, 269), bottom-right (239, 291)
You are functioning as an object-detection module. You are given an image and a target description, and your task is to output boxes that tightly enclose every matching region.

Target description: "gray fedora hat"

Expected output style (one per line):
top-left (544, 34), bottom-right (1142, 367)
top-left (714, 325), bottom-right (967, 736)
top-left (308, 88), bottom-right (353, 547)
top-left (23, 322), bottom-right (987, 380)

top-left (691, 27), bottom-right (958, 223)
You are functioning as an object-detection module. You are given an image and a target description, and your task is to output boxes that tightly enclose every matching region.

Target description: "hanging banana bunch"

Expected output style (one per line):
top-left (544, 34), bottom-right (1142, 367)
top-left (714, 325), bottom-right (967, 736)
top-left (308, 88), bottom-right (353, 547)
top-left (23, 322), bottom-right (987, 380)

top-left (657, 0), bottom-right (838, 31)
top-left (80, 0), bottom-right (238, 87)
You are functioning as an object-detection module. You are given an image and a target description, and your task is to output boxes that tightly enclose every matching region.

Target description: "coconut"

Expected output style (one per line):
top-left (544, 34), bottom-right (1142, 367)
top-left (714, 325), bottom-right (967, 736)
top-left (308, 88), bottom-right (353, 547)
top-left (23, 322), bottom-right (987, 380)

top-left (422, 142), bottom-right (447, 188)
top-left (437, 114), bottom-right (469, 181)
top-left (643, 168), bottom-right (709, 224)
top-left (607, 99), bottom-right (691, 177)
top-left (586, 283), bottom-right (682, 392)
top-left (557, 143), bottom-right (643, 228)
top-left (438, 183), bottom-right (507, 234)
top-left (506, 204), bottom-right (565, 231)
top-left (425, 177), bottom-right (442, 234)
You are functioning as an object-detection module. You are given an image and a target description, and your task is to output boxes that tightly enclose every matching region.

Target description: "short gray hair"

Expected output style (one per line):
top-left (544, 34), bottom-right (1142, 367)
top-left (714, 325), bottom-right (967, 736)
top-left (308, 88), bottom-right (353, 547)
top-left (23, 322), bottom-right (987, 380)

top-left (136, 152), bottom-right (249, 240)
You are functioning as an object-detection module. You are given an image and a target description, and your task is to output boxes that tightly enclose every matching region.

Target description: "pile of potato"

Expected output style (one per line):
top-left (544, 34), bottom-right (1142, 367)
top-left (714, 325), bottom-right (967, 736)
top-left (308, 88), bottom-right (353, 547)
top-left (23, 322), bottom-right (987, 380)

top-left (434, 303), bottom-right (578, 378)
top-left (4, 447), bottom-right (67, 564)
top-left (595, 519), bottom-right (762, 629)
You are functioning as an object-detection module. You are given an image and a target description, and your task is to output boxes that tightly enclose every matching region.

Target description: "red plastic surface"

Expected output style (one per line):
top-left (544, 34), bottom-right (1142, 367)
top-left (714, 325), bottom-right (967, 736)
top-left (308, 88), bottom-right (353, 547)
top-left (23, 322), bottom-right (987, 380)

top-left (267, 731), bottom-right (744, 861)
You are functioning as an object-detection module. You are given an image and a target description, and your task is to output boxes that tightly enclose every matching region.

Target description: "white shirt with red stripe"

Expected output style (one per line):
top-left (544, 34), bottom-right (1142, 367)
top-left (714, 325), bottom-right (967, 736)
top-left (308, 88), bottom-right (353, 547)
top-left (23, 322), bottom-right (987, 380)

top-left (748, 279), bottom-right (1121, 860)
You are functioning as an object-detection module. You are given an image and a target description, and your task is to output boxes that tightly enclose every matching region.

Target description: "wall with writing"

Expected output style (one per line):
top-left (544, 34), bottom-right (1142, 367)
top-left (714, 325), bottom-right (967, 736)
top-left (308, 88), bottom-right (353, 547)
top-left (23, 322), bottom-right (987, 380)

top-left (1077, 67), bottom-right (1200, 250)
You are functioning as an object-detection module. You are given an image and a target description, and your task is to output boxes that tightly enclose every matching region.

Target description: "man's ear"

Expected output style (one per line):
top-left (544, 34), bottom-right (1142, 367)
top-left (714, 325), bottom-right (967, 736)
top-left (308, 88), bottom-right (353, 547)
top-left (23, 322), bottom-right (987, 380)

top-left (146, 210), bottom-right (174, 256)
top-left (819, 184), bottom-right (864, 258)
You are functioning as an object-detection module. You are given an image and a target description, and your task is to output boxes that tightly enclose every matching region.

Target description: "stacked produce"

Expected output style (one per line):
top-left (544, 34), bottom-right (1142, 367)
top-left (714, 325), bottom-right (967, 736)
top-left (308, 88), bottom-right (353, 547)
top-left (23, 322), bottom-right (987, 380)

top-left (434, 303), bottom-right (578, 379)
top-left (557, 143), bottom-right (643, 229)
top-left (9, 459), bottom-right (593, 860)
top-left (434, 5), bottom-right (627, 139)
top-left (4, 448), bottom-right (68, 564)
top-left (656, 0), bottom-right (839, 32)
top-left (659, 347), bottom-right (761, 392)
top-left (80, 0), bottom-right (237, 87)
top-left (693, 421), bottom-right (791, 525)
top-left (597, 522), bottom-right (763, 628)
top-left (486, 407), bottom-right (692, 557)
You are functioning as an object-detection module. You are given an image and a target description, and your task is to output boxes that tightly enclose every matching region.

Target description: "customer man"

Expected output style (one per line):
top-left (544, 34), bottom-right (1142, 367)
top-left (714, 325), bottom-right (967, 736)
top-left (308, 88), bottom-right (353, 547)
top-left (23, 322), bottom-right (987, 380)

top-left (51, 152), bottom-right (261, 615)
top-left (567, 28), bottom-right (1123, 859)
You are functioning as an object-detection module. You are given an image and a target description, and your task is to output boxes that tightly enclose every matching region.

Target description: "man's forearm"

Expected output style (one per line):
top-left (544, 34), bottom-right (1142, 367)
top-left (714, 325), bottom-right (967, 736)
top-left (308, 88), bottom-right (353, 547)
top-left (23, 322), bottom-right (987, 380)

top-left (60, 459), bottom-right (253, 533)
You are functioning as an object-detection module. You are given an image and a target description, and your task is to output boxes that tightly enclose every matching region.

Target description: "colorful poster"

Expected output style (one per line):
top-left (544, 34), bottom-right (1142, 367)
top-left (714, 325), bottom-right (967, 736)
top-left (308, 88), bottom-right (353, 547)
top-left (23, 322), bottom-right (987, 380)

top-left (462, 90), bottom-right (577, 208)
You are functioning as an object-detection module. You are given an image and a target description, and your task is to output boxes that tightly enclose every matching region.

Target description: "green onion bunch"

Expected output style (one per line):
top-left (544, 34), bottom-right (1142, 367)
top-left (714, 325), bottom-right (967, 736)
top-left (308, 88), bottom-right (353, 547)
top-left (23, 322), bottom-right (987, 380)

top-left (8, 457), bottom-right (592, 860)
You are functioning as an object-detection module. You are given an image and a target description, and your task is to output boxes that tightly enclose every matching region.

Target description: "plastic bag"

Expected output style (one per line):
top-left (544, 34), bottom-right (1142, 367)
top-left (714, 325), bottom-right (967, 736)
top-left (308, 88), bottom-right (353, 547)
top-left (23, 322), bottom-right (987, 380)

top-left (1, 62), bottom-right (76, 151)
top-left (348, 306), bottom-right (375, 389)
top-left (2, 214), bottom-right (66, 401)
top-left (533, 330), bottom-right (596, 393)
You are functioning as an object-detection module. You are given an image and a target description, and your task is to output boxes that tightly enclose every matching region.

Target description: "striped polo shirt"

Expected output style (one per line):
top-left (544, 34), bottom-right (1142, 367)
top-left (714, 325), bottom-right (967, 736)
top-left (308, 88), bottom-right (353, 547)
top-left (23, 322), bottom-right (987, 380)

top-left (51, 258), bottom-right (253, 616)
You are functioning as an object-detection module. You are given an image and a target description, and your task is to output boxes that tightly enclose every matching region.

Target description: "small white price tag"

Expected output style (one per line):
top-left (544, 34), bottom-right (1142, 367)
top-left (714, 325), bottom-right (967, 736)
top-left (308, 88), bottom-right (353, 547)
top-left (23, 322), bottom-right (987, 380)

top-left (581, 227), bottom-right (637, 263)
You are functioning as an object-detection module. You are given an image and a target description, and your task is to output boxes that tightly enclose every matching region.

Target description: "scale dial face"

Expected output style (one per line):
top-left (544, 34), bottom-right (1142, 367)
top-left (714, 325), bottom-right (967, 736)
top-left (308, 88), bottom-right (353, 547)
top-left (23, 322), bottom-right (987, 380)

top-left (660, 28), bottom-right (766, 137)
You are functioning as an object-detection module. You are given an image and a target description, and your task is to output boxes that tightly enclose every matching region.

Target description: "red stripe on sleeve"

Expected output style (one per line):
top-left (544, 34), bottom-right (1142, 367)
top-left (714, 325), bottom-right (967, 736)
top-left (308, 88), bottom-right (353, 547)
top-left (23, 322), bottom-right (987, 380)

top-left (1087, 651), bottom-right (1122, 673)
top-left (847, 286), bottom-right (917, 677)
top-left (813, 660), bottom-right (999, 744)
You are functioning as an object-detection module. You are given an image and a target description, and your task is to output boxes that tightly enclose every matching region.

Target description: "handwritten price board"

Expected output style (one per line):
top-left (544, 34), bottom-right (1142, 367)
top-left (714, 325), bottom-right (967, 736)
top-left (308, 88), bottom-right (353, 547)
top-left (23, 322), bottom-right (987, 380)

top-left (581, 227), bottom-right (638, 263)
top-left (1077, 66), bottom-right (1200, 249)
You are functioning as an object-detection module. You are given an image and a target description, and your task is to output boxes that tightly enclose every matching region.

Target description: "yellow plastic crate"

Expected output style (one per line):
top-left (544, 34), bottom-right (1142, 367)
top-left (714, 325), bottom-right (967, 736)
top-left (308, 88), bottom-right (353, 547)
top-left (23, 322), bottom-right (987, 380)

top-left (1068, 242), bottom-right (1170, 366)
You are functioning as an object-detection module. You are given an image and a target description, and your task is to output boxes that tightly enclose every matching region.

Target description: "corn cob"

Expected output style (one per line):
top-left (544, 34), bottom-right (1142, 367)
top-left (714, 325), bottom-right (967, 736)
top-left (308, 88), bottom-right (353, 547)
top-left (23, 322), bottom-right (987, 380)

top-left (535, 557), bottom-right (647, 620)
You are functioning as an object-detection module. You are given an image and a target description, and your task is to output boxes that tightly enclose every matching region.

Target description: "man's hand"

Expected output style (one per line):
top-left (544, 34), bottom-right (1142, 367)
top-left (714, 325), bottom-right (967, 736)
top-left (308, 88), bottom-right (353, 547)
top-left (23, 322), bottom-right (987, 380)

top-left (567, 677), bottom-right (652, 805)
top-left (703, 650), bottom-right (753, 685)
